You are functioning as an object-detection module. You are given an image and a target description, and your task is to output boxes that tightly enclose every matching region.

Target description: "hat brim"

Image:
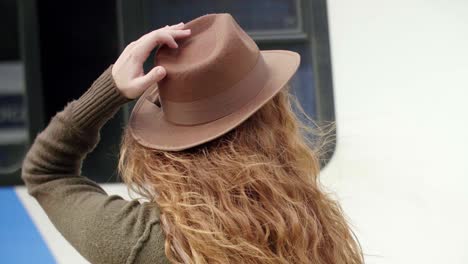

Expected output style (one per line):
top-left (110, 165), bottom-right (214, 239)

top-left (128, 50), bottom-right (300, 151)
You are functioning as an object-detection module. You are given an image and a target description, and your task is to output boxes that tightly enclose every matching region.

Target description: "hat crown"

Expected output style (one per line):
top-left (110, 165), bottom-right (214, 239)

top-left (129, 13), bottom-right (300, 150)
top-left (155, 14), bottom-right (260, 103)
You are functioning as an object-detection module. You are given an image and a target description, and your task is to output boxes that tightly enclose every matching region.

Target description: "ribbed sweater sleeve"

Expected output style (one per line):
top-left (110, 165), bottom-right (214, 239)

top-left (72, 65), bottom-right (129, 130)
top-left (21, 65), bottom-right (170, 264)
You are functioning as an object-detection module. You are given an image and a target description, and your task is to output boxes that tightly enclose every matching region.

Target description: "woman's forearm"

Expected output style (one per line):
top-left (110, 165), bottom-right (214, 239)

top-left (22, 65), bottom-right (129, 189)
top-left (19, 66), bottom-right (153, 264)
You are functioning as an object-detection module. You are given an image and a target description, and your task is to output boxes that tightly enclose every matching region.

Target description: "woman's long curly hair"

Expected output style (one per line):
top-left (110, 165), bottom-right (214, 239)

top-left (118, 87), bottom-right (363, 264)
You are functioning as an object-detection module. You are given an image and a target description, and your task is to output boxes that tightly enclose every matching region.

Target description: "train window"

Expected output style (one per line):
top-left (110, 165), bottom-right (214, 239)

top-left (119, 0), bottom-right (335, 126)
top-left (147, 0), bottom-right (320, 119)
top-left (0, 0), bottom-right (28, 182)
top-left (149, 0), bottom-right (302, 37)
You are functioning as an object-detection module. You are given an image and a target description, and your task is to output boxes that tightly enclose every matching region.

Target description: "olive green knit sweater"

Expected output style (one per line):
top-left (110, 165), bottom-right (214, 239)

top-left (21, 66), bottom-right (171, 264)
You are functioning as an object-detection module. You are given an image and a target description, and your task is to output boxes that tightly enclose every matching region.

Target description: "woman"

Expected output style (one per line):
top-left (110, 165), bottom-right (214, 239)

top-left (22, 14), bottom-right (363, 264)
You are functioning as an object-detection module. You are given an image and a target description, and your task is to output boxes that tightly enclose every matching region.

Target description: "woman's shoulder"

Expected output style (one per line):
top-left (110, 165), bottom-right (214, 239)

top-left (77, 196), bottom-right (169, 263)
top-left (122, 200), bottom-right (170, 263)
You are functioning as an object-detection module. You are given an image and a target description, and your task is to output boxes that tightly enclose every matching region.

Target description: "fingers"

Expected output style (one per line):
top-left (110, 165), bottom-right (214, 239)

top-left (168, 29), bottom-right (192, 39)
top-left (168, 22), bottom-right (185, 29)
top-left (155, 32), bottom-right (179, 48)
top-left (132, 27), bottom-right (191, 60)
top-left (144, 29), bottom-right (191, 47)
top-left (132, 66), bottom-right (167, 92)
top-left (121, 22), bottom-right (187, 58)
top-left (115, 22), bottom-right (189, 98)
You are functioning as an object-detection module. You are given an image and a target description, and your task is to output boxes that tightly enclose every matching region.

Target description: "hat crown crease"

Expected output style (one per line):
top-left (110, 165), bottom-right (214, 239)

top-left (152, 13), bottom-right (266, 125)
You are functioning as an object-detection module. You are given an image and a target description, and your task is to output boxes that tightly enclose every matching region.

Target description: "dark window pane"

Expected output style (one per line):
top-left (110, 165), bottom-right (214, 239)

top-left (148, 0), bottom-right (300, 33)
top-left (259, 43), bottom-right (316, 118)
top-left (286, 44), bottom-right (316, 118)
top-left (0, 0), bottom-right (20, 60)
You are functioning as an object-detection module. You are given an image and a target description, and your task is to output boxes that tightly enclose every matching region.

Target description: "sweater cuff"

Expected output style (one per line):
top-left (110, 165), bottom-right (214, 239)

top-left (72, 65), bottom-right (131, 131)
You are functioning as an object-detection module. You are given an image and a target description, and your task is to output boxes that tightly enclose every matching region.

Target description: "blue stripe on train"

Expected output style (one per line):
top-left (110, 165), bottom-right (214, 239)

top-left (0, 187), bottom-right (55, 264)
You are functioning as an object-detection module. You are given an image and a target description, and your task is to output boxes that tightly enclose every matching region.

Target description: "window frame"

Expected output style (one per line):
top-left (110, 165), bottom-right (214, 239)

top-left (119, 0), bottom-right (335, 119)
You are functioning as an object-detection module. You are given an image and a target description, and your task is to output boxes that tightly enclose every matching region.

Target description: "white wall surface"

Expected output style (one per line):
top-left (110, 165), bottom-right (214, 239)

top-left (322, 1), bottom-right (468, 263)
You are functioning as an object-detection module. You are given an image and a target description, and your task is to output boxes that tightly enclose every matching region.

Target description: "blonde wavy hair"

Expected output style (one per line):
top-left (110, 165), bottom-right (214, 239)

top-left (119, 87), bottom-right (363, 264)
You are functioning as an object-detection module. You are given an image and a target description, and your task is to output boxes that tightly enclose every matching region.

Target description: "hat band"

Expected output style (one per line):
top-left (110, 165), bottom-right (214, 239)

top-left (160, 54), bottom-right (269, 125)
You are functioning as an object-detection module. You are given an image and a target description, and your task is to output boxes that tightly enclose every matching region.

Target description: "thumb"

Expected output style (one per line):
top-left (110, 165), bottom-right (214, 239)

top-left (134, 66), bottom-right (167, 91)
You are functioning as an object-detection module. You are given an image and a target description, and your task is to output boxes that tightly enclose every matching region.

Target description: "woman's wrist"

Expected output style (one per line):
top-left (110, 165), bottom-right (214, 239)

top-left (71, 65), bottom-right (131, 131)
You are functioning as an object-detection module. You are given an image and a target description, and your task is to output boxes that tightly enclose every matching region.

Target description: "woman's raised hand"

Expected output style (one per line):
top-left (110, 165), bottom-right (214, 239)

top-left (112, 23), bottom-right (191, 99)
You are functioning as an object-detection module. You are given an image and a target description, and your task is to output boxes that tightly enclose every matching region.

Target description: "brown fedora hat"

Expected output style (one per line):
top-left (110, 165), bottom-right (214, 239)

top-left (128, 13), bottom-right (300, 151)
